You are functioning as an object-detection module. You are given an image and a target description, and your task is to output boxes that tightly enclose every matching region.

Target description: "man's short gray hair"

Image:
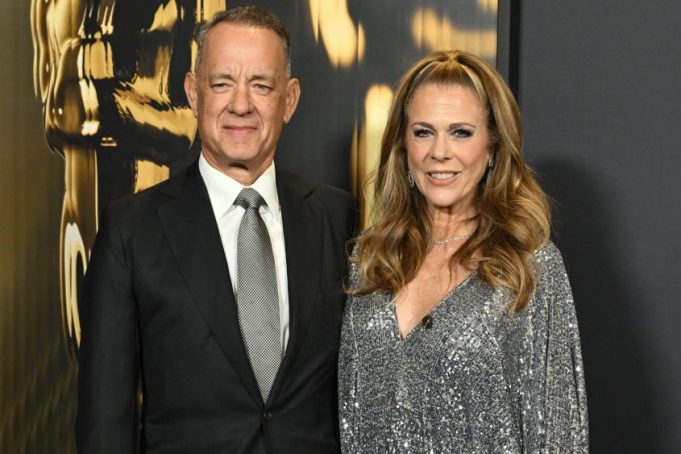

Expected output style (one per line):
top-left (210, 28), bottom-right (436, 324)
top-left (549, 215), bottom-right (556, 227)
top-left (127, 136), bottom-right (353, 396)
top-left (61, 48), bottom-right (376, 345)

top-left (193, 6), bottom-right (291, 76)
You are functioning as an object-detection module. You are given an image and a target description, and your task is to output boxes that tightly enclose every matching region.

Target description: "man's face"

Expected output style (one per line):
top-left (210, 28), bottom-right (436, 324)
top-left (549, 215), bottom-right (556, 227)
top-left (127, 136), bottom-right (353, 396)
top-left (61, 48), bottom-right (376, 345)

top-left (185, 23), bottom-right (300, 184)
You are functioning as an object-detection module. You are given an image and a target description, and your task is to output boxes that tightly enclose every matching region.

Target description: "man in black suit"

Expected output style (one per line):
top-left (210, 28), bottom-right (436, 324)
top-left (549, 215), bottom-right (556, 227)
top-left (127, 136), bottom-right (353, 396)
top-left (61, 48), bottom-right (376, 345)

top-left (76, 6), bottom-right (356, 453)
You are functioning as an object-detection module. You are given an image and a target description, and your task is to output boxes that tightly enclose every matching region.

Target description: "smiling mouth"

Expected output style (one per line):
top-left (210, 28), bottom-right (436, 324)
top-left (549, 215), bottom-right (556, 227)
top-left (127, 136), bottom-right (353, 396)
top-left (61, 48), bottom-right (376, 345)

top-left (223, 125), bottom-right (257, 137)
top-left (225, 125), bottom-right (256, 130)
top-left (428, 172), bottom-right (459, 180)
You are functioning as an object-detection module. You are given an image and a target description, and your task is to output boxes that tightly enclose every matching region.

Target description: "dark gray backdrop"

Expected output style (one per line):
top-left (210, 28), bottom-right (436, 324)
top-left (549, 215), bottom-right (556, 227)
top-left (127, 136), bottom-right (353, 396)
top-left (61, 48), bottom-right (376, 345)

top-left (517, 1), bottom-right (681, 452)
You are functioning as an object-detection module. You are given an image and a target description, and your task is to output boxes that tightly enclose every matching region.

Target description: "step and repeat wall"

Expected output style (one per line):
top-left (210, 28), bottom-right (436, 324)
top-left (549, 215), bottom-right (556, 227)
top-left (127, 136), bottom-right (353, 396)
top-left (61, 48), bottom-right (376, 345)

top-left (1, 1), bottom-right (499, 452)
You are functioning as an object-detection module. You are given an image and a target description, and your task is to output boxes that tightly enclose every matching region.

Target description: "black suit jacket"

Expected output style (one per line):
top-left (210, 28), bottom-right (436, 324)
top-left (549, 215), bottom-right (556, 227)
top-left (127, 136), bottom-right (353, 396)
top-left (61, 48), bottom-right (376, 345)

top-left (76, 162), bottom-right (357, 453)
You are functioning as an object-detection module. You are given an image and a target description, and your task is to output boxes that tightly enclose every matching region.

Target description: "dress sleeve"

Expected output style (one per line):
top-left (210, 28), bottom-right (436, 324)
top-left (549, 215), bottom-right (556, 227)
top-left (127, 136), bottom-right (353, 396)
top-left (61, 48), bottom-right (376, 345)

top-left (520, 244), bottom-right (589, 453)
top-left (338, 259), bottom-right (361, 453)
top-left (75, 205), bottom-right (140, 453)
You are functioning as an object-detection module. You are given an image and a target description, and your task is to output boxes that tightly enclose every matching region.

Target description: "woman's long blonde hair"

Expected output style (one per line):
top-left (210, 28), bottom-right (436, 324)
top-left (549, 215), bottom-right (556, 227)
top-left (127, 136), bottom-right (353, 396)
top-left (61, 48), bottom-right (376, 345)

top-left (351, 50), bottom-right (550, 314)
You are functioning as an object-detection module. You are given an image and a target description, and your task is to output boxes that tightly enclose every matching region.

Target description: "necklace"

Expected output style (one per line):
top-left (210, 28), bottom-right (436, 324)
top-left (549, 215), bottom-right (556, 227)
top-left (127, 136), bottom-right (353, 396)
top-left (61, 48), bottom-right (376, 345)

top-left (432, 233), bottom-right (472, 245)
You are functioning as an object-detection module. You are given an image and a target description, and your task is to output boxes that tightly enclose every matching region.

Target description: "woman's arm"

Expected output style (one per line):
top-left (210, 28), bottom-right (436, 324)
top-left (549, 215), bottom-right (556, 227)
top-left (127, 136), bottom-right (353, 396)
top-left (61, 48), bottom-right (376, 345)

top-left (338, 292), bottom-right (361, 454)
top-left (520, 244), bottom-right (589, 453)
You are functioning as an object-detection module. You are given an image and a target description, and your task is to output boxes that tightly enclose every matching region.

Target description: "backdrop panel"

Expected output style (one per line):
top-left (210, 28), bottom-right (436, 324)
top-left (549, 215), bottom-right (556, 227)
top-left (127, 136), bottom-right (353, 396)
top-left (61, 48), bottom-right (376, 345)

top-left (518, 1), bottom-right (681, 452)
top-left (2, 1), bottom-right (500, 452)
top-left (0, 2), bottom-right (74, 452)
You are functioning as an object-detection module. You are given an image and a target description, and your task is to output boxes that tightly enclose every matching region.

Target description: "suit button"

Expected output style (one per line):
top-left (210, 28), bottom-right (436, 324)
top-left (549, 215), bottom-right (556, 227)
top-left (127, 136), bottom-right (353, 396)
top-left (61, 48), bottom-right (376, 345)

top-left (263, 412), bottom-right (273, 422)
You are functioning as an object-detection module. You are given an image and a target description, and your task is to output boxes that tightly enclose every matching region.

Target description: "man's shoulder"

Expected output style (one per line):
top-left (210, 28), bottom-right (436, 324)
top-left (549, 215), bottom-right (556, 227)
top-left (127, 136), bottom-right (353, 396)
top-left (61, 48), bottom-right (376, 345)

top-left (105, 162), bottom-right (200, 223)
top-left (278, 170), bottom-right (358, 237)
top-left (277, 170), bottom-right (354, 207)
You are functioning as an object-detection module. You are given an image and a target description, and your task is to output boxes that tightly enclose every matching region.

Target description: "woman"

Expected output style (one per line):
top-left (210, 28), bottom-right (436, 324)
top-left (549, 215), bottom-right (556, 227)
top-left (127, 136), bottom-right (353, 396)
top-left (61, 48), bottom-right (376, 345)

top-left (339, 50), bottom-right (588, 453)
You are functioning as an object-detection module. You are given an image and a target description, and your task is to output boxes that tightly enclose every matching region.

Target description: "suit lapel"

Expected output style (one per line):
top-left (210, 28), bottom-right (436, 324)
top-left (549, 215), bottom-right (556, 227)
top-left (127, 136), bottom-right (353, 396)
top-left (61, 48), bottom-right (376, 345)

top-left (270, 172), bottom-right (324, 397)
top-left (156, 163), bottom-right (261, 404)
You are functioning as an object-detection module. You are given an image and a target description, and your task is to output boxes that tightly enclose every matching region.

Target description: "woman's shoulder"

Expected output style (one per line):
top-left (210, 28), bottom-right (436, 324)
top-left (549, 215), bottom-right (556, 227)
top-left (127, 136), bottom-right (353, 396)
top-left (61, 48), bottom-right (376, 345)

top-left (530, 240), bottom-right (574, 309)
top-left (346, 229), bottom-right (370, 265)
top-left (534, 239), bottom-right (567, 272)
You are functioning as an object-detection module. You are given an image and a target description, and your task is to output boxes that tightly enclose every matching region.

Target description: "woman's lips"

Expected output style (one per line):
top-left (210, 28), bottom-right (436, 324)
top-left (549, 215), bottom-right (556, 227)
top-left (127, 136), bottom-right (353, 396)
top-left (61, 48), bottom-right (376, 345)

top-left (426, 171), bottom-right (459, 184)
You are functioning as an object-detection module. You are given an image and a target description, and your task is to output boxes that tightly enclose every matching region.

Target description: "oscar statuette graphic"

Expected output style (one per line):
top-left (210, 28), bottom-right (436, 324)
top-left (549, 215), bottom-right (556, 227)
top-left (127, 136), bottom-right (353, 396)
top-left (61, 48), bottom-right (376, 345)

top-left (31, 0), bottom-right (226, 356)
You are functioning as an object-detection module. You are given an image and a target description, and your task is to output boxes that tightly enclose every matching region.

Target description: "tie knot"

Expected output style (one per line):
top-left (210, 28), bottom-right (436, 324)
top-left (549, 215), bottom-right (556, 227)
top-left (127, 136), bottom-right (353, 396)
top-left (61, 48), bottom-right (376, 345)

top-left (234, 188), bottom-right (266, 210)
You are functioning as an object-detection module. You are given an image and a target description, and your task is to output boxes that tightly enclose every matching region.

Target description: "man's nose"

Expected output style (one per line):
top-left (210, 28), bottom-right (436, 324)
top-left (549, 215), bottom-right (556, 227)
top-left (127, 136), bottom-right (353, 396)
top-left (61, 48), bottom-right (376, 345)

top-left (228, 85), bottom-right (253, 115)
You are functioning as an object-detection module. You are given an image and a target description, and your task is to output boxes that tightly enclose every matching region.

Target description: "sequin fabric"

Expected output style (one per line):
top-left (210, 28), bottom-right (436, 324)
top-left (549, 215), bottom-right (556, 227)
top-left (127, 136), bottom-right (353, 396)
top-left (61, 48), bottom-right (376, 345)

top-left (339, 242), bottom-right (589, 453)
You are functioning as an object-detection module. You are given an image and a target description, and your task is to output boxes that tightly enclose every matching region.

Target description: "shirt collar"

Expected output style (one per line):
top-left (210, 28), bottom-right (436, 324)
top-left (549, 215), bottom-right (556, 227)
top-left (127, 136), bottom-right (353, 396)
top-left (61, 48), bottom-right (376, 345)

top-left (199, 153), bottom-right (280, 221)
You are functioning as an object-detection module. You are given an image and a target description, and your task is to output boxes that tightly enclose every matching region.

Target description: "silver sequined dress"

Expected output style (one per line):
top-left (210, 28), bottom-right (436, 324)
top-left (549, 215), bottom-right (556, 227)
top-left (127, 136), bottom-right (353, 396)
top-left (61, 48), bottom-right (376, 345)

top-left (339, 242), bottom-right (588, 453)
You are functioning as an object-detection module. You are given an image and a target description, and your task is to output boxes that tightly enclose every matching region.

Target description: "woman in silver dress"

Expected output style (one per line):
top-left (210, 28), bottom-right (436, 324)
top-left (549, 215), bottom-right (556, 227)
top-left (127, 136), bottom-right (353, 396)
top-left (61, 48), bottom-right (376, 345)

top-left (339, 50), bottom-right (589, 453)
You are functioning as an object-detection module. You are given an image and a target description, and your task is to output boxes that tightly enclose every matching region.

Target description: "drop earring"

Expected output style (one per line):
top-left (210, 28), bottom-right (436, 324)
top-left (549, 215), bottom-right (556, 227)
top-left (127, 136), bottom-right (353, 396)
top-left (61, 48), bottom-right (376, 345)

top-left (407, 170), bottom-right (415, 189)
top-left (485, 154), bottom-right (495, 186)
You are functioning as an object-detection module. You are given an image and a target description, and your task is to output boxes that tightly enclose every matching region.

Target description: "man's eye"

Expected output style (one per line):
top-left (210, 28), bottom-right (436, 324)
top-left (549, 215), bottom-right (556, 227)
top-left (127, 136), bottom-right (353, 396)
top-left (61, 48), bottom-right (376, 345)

top-left (211, 83), bottom-right (228, 89)
top-left (254, 84), bottom-right (272, 93)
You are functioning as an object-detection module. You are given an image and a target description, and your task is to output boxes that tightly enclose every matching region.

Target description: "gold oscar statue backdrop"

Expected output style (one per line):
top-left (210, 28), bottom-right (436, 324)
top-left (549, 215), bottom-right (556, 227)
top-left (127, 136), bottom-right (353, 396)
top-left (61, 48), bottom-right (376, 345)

top-left (1, 1), bottom-right (73, 451)
top-left (1, 0), bottom-right (497, 451)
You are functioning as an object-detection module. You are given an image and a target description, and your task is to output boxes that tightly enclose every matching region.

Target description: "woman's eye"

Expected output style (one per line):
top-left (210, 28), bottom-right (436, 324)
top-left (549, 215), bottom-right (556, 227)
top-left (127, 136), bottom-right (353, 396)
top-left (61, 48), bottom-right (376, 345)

top-left (413, 128), bottom-right (432, 138)
top-left (451, 128), bottom-right (473, 138)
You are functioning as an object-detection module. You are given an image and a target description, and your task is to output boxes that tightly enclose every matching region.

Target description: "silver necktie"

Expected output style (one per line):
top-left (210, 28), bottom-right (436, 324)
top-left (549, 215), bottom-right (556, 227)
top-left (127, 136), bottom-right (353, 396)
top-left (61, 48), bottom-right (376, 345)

top-left (234, 188), bottom-right (281, 401)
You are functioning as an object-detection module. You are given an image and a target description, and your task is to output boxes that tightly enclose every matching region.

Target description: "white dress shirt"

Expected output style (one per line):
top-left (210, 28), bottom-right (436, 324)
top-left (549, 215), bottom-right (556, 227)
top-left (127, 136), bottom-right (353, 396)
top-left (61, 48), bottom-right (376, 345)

top-left (199, 153), bottom-right (290, 353)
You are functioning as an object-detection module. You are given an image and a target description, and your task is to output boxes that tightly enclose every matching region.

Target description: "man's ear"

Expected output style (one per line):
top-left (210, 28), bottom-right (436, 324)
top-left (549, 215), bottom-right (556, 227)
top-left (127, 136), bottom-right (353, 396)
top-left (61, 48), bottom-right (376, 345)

top-left (283, 78), bottom-right (301, 124)
top-left (184, 72), bottom-right (198, 117)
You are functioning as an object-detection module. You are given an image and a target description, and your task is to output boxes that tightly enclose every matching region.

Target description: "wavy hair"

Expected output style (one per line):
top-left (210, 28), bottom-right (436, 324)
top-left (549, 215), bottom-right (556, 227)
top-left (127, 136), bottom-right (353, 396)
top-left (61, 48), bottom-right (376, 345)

top-left (352, 50), bottom-right (551, 314)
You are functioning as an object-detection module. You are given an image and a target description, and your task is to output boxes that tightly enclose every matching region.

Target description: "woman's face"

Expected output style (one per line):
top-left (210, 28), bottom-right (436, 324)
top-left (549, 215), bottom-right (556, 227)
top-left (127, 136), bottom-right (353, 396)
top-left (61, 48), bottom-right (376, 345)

top-left (405, 82), bottom-right (491, 217)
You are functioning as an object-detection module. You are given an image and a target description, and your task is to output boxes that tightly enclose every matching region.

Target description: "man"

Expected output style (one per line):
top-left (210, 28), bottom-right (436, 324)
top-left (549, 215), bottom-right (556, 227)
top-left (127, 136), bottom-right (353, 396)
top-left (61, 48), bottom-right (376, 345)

top-left (76, 6), bottom-right (356, 453)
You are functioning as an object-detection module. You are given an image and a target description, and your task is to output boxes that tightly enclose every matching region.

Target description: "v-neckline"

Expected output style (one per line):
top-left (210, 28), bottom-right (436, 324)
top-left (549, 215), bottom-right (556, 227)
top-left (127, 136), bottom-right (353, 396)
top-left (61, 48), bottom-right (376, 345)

top-left (393, 270), bottom-right (478, 341)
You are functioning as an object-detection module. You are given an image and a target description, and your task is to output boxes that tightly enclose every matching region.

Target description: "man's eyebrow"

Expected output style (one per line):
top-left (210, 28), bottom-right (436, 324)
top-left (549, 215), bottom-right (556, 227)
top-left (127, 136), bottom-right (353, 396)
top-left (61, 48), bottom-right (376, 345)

top-left (207, 72), bottom-right (277, 85)
top-left (249, 73), bottom-right (276, 84)
top-left (208, 72), bottom-right (236, 82)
